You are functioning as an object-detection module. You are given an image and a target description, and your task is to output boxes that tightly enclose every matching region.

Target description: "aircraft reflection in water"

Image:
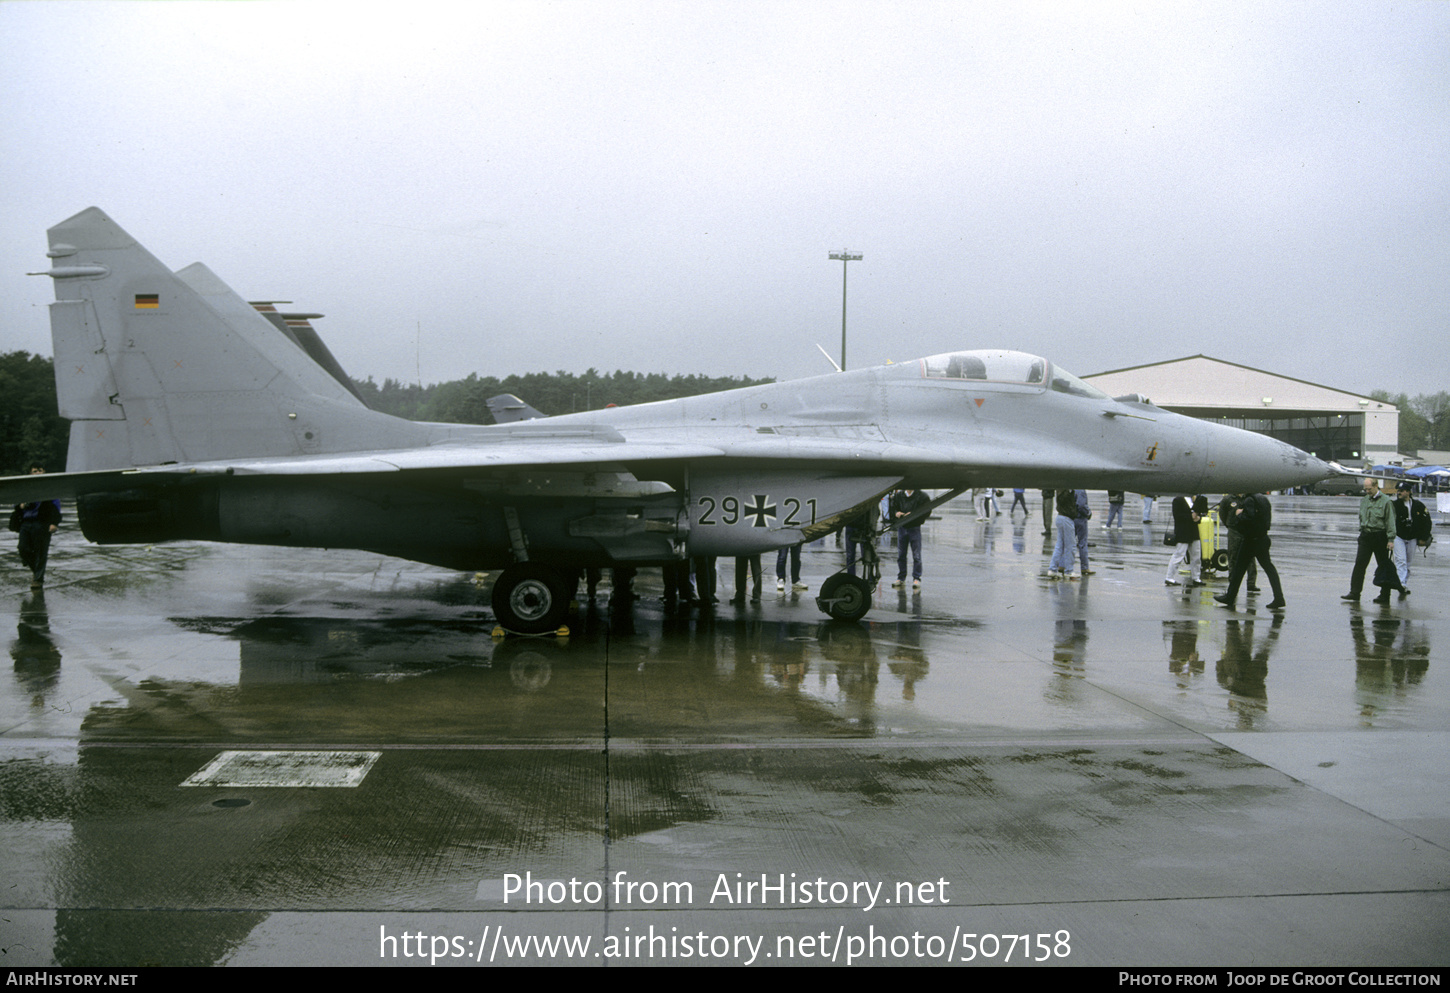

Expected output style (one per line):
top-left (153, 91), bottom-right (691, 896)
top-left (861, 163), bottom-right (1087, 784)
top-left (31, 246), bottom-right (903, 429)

top-left (6, 208), bottom-right (1338, 632)
top-left (8, 615), bottom-right (942, 968)
top-left (105, 612), bottom-right (923, 737)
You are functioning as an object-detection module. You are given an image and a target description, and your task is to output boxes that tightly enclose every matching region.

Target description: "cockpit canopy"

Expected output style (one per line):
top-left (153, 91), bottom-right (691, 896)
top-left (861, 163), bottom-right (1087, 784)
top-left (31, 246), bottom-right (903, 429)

top-left (920, 349), bottom-right (1109, 400)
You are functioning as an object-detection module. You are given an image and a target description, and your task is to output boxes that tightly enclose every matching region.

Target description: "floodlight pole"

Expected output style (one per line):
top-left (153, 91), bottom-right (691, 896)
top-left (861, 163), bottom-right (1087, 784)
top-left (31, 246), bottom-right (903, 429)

top-left (829, 250), bottom-right (862, 371)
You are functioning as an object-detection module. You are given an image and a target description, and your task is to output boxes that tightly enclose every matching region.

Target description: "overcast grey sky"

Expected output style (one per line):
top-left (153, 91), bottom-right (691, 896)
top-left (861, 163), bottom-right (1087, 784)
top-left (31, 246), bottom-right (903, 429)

top-left (3, 1), bottom-right (1446, 399)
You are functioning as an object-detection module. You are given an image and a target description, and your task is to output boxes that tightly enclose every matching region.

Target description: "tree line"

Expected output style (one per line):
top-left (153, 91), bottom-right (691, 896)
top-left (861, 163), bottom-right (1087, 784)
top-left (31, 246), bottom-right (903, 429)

top-left (1369, 390), bottom-right (1450, 458)
top-left (0, 352), bottom-right (70, 476)
top-left (0, 351), bottom-right (773, 475)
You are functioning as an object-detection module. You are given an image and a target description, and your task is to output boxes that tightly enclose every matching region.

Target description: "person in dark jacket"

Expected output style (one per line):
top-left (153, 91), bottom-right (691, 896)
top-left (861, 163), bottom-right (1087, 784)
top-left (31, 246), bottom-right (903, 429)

top-left (844, 504), bottom-right (875, 578)
top-left (1048, 488), bottom-right (1080, 579)
top-left (1392, 482), bottom-right (1433, 590)
top-left (1213, 492), bottom-right (1285, 610)
top-left (890, 488), bottom-right (930, 588)
top-left (11, 464), bottom-right (61, 589)
top-left (1218, 493), bottom-right (1257, 593)
top-left (1105, 490), bottom-right (1125, 529)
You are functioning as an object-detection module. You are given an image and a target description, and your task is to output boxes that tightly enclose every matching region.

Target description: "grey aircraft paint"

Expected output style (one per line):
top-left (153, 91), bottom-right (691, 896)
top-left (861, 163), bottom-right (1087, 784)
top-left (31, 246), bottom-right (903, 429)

top-left (5, 208), bottom-right (1340, 631)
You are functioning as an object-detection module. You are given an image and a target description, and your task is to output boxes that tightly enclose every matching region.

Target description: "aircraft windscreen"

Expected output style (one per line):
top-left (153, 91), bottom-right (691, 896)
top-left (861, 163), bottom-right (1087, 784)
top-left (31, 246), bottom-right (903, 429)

top-left (1048, 365), bottom-right (1111, 400)
top-left (922, 350), bottom-right (1047, 385)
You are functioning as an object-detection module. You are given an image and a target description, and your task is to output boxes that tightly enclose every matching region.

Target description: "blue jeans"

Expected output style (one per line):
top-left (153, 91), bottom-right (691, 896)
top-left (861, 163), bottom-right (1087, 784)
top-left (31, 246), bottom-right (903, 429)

top-left (776, 543), bottom-right (801, 583)
top-left (897, 526), bottom-right (922, 581)
top-left (1049, 515), bottom-right (1075, 573)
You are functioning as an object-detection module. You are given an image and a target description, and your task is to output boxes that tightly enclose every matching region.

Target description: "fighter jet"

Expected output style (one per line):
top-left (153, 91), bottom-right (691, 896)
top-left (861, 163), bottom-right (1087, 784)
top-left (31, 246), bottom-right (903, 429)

top-left (7, 207), bottom-right (1338, 631)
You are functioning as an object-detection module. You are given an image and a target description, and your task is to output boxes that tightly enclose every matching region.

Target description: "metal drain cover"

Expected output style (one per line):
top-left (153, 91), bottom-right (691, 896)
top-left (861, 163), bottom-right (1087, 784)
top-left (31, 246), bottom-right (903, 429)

top-left (182, 750), bottom-right (381, 788)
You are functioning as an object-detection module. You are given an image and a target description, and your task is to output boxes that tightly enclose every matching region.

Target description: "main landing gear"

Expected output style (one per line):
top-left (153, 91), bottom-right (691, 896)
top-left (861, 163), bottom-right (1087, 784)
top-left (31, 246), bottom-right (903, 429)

top-left (491, 563), bottom-right (572, 635)
top-left (491, 551), bottom-right (879, 632)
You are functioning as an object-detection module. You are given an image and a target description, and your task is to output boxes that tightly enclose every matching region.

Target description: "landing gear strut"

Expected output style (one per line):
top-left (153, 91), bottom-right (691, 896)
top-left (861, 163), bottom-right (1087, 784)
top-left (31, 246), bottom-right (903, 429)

top-left (816, 537), bottom-right (877, 622)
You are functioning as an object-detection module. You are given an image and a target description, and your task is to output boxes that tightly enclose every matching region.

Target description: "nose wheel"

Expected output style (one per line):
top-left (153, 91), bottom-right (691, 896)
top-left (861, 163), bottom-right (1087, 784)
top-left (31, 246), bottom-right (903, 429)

top-left (491, 563), bottom-right (571, 634)
top-left (816, 572), bottom-right (873, 622)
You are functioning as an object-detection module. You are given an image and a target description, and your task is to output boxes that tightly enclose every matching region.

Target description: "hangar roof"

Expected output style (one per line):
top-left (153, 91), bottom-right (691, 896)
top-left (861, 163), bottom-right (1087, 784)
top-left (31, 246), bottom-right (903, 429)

top-left (1083, 355), bottom-right (1395, 415)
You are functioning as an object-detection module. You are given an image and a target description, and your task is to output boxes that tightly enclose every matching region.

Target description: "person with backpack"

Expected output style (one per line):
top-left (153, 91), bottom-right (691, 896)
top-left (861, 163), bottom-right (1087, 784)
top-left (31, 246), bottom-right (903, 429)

top-left (1214, 491), bottom-right (1286, 611)
top-left (1391, 482), bottom-right (1433, 594)
top-left (1218, 492), bottom-right (1258, 594)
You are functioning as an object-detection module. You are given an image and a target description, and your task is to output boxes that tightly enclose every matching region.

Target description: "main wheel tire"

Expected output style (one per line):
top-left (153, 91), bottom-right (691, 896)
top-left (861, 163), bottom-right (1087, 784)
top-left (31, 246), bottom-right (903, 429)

top-left (816, 573), bottom-right (872, 622)
top-left (492, 564), bottom-right (570, 634)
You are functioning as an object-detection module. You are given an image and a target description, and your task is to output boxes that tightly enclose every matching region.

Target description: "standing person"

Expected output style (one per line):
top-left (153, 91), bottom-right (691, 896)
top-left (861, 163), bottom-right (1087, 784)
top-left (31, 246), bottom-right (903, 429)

top-left (1010, 488), bottom-right (1028, 516)
top-left (611, 566), bottom-right (638, 605)
top-left (1218, 493), bottom-right (1258, 594)
top-left (693, 556), bottom-right (718, 604)
top-left (731, 554), bottom-right (762, 604)
top-left (890, 488), bottom-right (929, 588)
top-left (1214, 492), bottom-right (1285, 610)
top-left (662, 560), bottom-right (697, 604)
top-left (1163, 495), bottom-right (1203, 588)
top-left (775, 542), bottom-right (805, 591)
top-left (1073, 489), bottom-right (1093, 575)
top-left (10, 464), bottom-right (61, 590)
top-left (843, 505), bottom-right (874, 577)
top-left (1343, 478), bottom-right (1407, 604)
top-left (1105, 490), bottom-right (1125, 529)
top-left (1141, 493), bottom-right (1156, 524)
top-left (1047, 488), bottom-right (1078, 579)
top-left (1191, 495), bottom-right (1212, 583)
top-left (1040, 489), bottom-right (1055, 536)
top-left (1392, 482), bottom-right (1432, 594)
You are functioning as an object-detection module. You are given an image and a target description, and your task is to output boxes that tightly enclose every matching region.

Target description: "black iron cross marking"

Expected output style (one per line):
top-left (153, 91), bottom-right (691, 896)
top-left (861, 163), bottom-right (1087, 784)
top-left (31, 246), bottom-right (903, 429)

top-left (743, 495), bottom-right (777, 527)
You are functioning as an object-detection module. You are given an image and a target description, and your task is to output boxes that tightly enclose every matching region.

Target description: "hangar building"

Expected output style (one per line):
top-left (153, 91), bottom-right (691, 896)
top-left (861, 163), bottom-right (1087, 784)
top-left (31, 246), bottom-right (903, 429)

top-left (1083, 356), bottom-right (1398, 467)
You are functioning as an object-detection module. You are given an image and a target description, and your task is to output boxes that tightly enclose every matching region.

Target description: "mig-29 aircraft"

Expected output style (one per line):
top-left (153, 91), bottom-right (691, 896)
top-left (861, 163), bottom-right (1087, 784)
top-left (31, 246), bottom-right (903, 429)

top-left (5, 207), bottom-right (1338, 632)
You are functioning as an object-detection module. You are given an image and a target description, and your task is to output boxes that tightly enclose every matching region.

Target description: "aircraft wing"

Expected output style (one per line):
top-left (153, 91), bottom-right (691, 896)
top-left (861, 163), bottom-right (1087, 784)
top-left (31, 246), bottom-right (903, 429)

top-left (124, 440), bottom-right (731, 477)
top-left (0, 439), bottom-right (728, 502)
top-left (3, 428), bottom-right (977, 500)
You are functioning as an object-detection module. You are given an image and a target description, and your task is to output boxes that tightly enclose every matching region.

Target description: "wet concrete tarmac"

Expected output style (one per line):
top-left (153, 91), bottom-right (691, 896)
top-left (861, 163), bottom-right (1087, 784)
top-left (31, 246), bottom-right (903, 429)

top-left (2, 494), bottom-right (1446, 967)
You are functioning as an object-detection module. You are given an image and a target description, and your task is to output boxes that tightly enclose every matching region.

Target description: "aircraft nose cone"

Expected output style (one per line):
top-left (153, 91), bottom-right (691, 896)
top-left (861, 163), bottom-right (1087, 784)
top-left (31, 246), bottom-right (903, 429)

top-left (1205, 422), bottom-right (1336, 492)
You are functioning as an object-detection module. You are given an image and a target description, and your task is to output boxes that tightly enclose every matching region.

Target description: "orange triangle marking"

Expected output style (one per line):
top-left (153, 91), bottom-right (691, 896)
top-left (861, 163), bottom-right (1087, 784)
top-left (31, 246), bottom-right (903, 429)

top-left (974, 398), bottom-right (985, 407)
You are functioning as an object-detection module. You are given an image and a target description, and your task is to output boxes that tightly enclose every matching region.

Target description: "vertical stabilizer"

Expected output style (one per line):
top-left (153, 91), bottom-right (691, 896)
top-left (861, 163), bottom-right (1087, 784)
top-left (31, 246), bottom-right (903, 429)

top-left (39, 208), bottom-right (426, 471)
top-left (245, 300), bottom-right (372, 407)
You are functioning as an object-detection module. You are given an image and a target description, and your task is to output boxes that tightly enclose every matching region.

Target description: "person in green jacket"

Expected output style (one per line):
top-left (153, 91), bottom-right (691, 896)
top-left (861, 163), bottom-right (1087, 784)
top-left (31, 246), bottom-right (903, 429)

top-left (1342, 478), bottom-right (1408, 604)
